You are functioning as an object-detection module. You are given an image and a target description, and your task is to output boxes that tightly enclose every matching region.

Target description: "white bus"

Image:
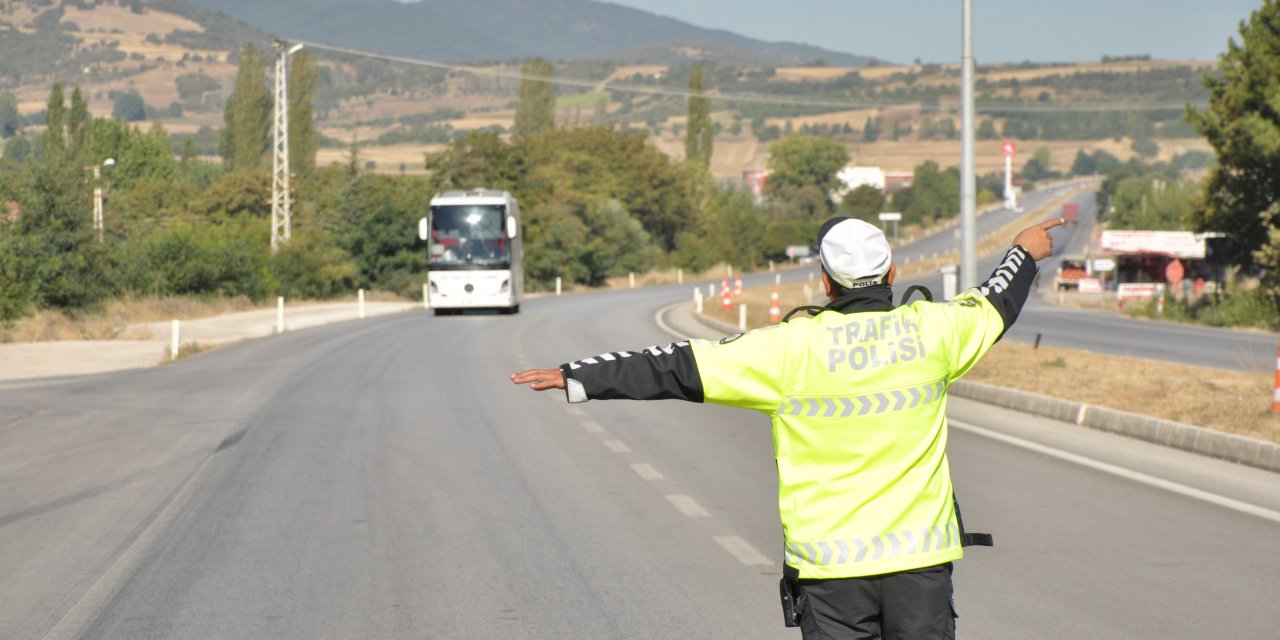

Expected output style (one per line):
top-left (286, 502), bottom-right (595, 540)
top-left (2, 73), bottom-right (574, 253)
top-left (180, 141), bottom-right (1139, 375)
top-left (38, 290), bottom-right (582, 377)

top-left (418, 189), bottom-right (523, 315)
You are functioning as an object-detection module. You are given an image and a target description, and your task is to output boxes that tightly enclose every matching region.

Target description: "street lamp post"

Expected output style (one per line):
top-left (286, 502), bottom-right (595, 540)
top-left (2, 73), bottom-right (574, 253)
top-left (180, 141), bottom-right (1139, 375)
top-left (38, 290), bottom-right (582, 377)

top-left (960, 0), bottom-right (977, 290)
top-left (271, 40), bottom-right (304, 253)
top-left (88, 157), bottom-right (115, 242)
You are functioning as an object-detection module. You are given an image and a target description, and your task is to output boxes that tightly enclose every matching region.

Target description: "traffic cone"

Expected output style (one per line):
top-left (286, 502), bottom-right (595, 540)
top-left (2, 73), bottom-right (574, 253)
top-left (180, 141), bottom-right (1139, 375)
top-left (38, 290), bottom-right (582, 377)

top-left (722, 281), bottom-right (732, 312)
top-left (769, 289), bottom-right (781, 323)
top-left (734, 275), bottom-right (743, 298)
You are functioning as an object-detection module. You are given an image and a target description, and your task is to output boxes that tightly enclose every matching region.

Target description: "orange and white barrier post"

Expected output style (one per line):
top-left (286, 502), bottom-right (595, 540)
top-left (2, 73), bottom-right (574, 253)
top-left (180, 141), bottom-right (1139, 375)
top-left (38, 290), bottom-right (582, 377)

top-left (734, 275), bottom-right (743, 298)
top-left (769, 289), bottom-right (781, 323)
top-left (721, 282), bottom-right (732, 312)
top-left (1273, 344), bottom-right (1280, 413)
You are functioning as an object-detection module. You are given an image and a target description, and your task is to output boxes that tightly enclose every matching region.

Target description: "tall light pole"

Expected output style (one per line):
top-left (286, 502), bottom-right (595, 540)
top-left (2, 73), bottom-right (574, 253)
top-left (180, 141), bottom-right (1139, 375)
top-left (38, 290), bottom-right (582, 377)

top-left (960, 0), bottom-right (978, 290)
top-left (271, 40), bottom-right (304, 253)
top-left (88, 157), bottom-right (115, 243)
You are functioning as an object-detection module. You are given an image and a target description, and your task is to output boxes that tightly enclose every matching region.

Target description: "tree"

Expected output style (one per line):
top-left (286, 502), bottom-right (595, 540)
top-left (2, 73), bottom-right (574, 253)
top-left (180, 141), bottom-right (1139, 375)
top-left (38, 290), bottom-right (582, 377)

top-left (839, 184), bottom-right (886, 221)
top-left (685, 63), bottom-right (712, 168)
top-left (44, 82), bottom-right (65, 163)
top-left (1187, 0), bottom-right (1280, 270)
top-left (68, 85), bottom-right (88, 152)
top-left (0, 91), bottom-right (21, 138)
top-left (764, 135), bottom-right (849, 211)
top-left (220, 44), bottom-right (271, 170)
top-left (513, 58), bottom-right (555, 139)
top-left (288, 49), bottom-right (318, 178)
top-left (891, 161), bottom-right (959, 225)
top-left (112, 90), bottom-right (146, 122)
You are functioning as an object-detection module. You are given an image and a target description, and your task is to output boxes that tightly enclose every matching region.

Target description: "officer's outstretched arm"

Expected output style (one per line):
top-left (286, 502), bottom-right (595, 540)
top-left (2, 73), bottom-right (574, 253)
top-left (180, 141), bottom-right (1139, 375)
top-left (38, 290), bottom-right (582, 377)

top-left (511, 341), bottom-right (704, 404)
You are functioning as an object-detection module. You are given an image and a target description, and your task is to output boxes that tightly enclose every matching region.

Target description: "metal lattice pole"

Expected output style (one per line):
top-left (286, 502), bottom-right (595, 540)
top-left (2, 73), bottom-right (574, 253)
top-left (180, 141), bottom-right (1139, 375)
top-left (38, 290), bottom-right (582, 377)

top-left (271, 41), bottom-right (299, 253)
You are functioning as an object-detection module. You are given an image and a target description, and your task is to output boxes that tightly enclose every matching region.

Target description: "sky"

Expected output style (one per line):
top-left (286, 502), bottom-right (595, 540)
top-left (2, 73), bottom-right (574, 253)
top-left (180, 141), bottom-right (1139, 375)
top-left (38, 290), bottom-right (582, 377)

top-left (602, 0), bottom-right (1261, 64)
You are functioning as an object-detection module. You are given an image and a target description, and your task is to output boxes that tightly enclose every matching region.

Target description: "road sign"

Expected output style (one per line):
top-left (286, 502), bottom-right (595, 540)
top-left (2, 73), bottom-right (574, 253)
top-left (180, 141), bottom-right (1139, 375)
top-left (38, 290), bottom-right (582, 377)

top-left (878, 212), bottom-right (902, 222)
top-left (1001, 141), bottom-right (1017, 158)
top-left (1092, 258), bottom-right (1116, 272)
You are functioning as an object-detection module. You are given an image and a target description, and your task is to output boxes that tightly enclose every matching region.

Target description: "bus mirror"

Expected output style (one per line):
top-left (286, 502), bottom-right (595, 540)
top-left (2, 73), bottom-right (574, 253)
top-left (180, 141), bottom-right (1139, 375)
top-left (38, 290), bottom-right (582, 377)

top-left (418, 217), bottom-right (429, 241)
top-left (507, 215), bottom-right (518, 239)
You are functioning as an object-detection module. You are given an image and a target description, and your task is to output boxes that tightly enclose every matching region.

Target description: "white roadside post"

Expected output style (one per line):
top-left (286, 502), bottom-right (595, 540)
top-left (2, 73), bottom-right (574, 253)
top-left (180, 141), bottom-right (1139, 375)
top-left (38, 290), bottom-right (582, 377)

top-left (170, 319), bottom-right (180, 362)
top-left (629, 272), bottom-right (636, 289)
top-left (556, 277), bottom-right (562, 296)
top-left (276, 296), bottom-right (285, 334)
top-left (775, 273), bottom-right (782, 287)
top-left (941, 265), bottom-right (958, 301)
top-left (358, 289), bottom-right (366, 319)
top-left (694, 287), bottom-right (703, 313)
top-left (738, 303), bottom-right (747, 331)
top-left (423, 283), bottom-right (430, 310)
top-left (677, 268), bottom-right (684, 284)
top-left (804, 283), bottom-right (813, 303)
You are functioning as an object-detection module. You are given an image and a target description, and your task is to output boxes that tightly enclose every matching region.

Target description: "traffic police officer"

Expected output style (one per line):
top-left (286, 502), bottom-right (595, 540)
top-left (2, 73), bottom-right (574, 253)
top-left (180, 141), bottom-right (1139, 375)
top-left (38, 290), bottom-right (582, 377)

top-left (511, 216), bottom-right (1062, 639)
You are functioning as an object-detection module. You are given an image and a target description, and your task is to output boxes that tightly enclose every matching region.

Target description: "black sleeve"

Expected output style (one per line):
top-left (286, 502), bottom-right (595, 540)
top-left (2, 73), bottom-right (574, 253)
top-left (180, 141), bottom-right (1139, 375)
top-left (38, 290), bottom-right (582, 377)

top-left (559, 341), bottom-right (705, 404)
top-left (978, 245), bottom-right (1038, 339)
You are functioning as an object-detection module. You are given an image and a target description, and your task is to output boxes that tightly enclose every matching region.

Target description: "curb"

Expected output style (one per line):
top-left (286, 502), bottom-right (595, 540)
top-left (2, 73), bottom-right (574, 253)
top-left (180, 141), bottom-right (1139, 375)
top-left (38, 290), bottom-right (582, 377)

top-left (690, 310), bottom-right (1279, 474)
top-left (949, 380), bottom-right (1280, 473)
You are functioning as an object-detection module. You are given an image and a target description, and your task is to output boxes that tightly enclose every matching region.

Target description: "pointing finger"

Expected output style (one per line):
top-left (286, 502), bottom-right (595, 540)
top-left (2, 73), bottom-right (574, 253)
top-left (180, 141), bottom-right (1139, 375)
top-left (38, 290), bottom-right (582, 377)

top-left (1037, 217), bottom-right (1066, 231)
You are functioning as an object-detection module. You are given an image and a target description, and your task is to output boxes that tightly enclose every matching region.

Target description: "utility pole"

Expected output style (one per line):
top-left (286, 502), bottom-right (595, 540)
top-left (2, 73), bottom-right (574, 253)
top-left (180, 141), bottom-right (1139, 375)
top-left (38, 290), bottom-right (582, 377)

top-left (960, 0), bottom-right (977, 290)
top-left (88, 158), bottom-right (114, 243)
top-left (271, 40), bottom-right (303, 253)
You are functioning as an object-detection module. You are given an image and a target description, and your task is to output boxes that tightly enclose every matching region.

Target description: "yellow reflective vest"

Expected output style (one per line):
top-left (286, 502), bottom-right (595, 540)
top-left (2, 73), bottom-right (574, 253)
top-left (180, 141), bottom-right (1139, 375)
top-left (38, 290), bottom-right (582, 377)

top-left (560, 246), bottom-right (1035, 580)
top-left (688, 282), bottom-right (1011, 579)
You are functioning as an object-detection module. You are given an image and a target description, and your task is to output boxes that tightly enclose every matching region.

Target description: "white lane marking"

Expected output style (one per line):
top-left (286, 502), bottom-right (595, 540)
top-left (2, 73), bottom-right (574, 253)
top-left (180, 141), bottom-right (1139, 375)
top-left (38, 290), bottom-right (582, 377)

top-left (566, 406), bottom-right (585, 417)
top-left (952, 419), bottom-right (1280, 525)
top-left (666, 494), bottom-right (710, 517)
top-left (630, 463), bottom-right (664, 480)
top-left (581, 421), bottom-right (605, 434)
top-left (715, 535), bottom-right (773, 566)
top-left (603, 439), bottom-right (631, 453)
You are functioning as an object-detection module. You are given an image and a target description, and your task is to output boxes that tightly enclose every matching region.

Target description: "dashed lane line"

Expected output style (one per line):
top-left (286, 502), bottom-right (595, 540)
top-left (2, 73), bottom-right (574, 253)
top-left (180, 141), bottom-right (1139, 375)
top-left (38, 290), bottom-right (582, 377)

top-left (666, 494), bottom-right (710, 517)
top-left (714, 535), bottom-right (773, 566)
top-left (603, 439), bottom-right (631, 453)
top-left (581, 420), bottom-right (605, 434)
top-left (630, 463), bottom-right (664, 480)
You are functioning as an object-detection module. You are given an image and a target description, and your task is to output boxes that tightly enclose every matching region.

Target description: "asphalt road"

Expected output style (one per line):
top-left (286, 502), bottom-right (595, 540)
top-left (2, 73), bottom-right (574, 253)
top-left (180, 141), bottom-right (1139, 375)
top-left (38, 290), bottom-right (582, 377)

top-left (752, 187), bottom-right (1278, 372)
top-left (2, 284), bottom-right (1278, 639)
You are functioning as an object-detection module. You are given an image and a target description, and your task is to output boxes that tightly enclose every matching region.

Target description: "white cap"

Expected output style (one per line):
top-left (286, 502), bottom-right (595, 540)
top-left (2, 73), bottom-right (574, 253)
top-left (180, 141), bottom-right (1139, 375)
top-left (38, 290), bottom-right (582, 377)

top-left (818, 217), bottom-right (892, 289)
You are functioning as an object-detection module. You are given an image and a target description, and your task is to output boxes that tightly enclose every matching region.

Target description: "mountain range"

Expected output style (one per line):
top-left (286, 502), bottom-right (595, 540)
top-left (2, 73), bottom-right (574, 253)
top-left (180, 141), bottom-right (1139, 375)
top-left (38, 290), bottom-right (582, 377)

top-left (179, 0), bottom-right (876, 66)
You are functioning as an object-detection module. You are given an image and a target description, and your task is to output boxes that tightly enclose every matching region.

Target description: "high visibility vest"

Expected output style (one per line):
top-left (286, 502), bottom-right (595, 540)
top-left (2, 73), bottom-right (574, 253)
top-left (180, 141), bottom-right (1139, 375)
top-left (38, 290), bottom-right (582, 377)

top-left (688, 288), bottom-right (1007, 579)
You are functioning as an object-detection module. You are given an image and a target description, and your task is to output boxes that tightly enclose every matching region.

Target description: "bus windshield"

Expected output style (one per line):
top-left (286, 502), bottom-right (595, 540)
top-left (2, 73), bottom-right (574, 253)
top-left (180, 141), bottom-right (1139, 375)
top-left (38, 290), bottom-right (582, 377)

top-left (429, 204), bottom-right (510, 269)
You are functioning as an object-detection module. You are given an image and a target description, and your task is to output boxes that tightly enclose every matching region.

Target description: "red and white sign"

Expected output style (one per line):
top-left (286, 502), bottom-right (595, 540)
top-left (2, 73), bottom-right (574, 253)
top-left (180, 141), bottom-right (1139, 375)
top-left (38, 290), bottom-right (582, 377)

top-left (1077, 278), bottom-right (1103, 293)
top-left (1001, 141), bottom-right (1017, 158)
top-left (1117, 283), bottom-right (1166, 301)
top-left (1165, 259), bottom-right (1185, 285)
top-left (1099, 231), bottom-right (1205, 259)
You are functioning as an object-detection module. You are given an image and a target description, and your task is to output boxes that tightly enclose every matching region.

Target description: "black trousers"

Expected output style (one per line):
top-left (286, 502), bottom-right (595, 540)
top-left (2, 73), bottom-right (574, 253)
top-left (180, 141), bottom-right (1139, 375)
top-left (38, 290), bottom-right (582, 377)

top-left (796, 563), bottom-right (955, 640)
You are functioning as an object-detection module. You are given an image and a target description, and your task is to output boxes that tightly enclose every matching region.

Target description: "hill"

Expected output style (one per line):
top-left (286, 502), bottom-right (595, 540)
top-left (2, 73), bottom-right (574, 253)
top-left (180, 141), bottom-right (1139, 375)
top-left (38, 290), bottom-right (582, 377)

top-left (177, 0), bottom-right (876, 66)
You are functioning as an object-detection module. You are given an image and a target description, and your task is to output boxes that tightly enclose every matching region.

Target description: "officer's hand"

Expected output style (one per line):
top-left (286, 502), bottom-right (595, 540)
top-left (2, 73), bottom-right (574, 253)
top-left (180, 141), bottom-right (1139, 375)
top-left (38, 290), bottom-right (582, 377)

top-left (1013, 218), bottom-right (1064, 261)
top-left (510, 368), bottom-right (565, 391)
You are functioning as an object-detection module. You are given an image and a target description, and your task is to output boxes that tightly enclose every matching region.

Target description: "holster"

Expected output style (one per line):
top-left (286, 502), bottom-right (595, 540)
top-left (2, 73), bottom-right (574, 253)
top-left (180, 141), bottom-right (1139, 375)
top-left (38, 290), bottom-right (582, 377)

top-left (779, 565), bottom-right (801, 628)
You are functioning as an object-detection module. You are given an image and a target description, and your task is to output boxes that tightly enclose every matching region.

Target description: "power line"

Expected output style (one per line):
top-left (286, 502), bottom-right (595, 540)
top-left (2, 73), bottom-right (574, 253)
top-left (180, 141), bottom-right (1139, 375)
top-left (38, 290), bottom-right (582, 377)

top-left (297, 39), bottom-right (1206, 114)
